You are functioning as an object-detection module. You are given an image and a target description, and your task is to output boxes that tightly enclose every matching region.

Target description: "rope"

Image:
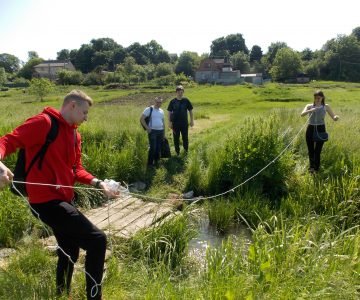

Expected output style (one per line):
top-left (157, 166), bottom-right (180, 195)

top-left (4, 113), bottom-right (311, 298)
top-left (11, 116), bottom-right (310, 204)
top-left (128, 116), bottom-right (310, 204)
top-left (10, 182), bottom-right (103, 298)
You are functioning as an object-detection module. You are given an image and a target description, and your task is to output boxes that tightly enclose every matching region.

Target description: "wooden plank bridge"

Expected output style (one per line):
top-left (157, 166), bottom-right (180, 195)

top-left (84, 193), bottom-right (179, 238)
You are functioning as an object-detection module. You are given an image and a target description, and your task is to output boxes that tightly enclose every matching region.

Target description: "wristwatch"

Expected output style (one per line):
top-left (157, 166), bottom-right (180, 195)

top-left (95, 179), bottom-right (103, 188)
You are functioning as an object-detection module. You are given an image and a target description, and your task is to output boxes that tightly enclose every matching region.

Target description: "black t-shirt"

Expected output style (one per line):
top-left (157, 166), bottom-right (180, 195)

top-left (167, 97), bottom-right (193, 126)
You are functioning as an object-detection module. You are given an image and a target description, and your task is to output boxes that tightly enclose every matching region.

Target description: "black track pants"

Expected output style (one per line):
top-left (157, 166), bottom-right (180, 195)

top-left (31, 200), bottom-right (106, 300)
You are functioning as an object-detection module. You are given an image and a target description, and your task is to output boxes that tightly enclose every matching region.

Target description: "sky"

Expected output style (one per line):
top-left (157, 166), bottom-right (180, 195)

top-left (0, 0), bottom-right (359, 63)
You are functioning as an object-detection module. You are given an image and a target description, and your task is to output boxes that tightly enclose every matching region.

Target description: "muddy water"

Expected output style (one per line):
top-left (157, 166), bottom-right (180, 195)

top-left (188, 215), bottom-right (252, 263)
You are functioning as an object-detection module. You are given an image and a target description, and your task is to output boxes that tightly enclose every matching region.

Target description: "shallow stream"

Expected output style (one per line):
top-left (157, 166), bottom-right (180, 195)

top-left (188, 214), bottom-right (252, 263)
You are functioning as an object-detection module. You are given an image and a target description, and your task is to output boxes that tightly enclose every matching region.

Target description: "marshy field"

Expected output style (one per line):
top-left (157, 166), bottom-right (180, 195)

top-left (0, 81), bottom-right (359, 299)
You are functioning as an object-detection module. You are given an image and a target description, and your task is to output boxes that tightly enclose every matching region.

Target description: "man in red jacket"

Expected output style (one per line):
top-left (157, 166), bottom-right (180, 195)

top-left (0, 90), bottom-right (117, 300)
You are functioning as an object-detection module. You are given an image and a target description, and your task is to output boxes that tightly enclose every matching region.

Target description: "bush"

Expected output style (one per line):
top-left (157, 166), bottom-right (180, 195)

top-left (205, 115), bottom-right (295, 200)
top-left (0, 191), bottom-right (35, 247)
top-left (29, 78), bottom-right (54, 101)
top-left (104, 71), bottom-right (126, 84)
top-left (57, 69), bottom-right (84, 85)
top-left (82, 72), bottom-right (104, 85)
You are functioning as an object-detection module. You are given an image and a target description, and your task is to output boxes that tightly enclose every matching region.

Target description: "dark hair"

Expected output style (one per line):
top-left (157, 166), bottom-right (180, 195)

top-left (313, 90), bottom-right (325, 105)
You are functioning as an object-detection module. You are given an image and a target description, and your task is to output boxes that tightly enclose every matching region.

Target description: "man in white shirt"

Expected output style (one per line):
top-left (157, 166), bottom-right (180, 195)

top-left (140, 97), bottom-right (165, 167)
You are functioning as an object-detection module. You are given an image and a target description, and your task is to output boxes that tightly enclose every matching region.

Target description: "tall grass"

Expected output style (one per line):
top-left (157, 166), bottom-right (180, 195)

top-left (204, 114), bottom-right (295, 200)
top-left (1, 82), bottom-right (360, 299)
top-left (129, 213), bottom-right (197, 269)
top-left (0, 191), bottom-right (35, 247)
top-left (0, 242), bottom-right (56, 299)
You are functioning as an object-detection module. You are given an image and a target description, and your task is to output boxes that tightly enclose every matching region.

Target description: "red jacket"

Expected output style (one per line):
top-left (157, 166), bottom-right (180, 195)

top-left (0, 107), bottom-right (94, 203)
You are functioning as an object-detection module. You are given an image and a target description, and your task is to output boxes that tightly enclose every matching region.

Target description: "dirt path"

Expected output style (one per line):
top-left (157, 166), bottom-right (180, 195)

top-left (99, 92), bottom-right (174, 106)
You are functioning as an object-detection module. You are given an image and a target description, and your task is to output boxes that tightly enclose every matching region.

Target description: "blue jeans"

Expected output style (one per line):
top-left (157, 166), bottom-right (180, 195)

top-left (148, 129), bottom-right (164, 165)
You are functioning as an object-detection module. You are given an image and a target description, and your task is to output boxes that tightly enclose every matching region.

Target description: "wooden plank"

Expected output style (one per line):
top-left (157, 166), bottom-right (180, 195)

top-left (85, 195), bottom-right (134, 219)
top-left (119, 205), bottom-right (174, 237)
top-left (87, 198), bottom-right (144, 226)
top-left (110, 202), bottom-right (158, 230)
top-left (94, 203), bottom-right (143, 229)
top-left (82, 195), bottom-right (179, 238)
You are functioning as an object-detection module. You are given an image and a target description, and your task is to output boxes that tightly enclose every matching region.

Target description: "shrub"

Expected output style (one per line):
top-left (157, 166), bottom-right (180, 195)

top-left (205, 115), bottom-right (295, 200)
top-left (28, 78), bottom-right (54, 101)
top-left (82, 72), bottom-right (104, 85)
top-left (57, 69), bottom-right (83, 85)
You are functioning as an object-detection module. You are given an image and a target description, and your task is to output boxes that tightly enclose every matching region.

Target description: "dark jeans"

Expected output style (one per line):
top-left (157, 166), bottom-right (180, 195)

top-left (172, 124), bottom-right (188, 155)
top-left (306, 124), bottom-right (325, 171)
top-left (148, 129), bottom-right (164, 165)
top-left (31, 200), bottom-right (106, 300)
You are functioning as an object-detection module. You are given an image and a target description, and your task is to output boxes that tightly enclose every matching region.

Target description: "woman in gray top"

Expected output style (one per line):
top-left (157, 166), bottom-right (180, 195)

top-left (301, 90), bottom-right (339, 172)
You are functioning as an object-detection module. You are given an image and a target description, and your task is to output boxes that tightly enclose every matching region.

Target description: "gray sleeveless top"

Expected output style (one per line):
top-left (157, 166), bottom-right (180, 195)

top-left (309, 105), bottom-right (326, 125)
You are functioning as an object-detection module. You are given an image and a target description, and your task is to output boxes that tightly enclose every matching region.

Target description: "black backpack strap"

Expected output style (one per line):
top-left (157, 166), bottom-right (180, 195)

top-left (24, 114), bottom-right (59, 176)
top-left (149, 106), bottom-right (153, 120)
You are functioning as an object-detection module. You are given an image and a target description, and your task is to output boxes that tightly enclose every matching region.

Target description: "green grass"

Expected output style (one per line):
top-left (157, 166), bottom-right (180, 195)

top-left (0, 82), bottom-right (360, 299)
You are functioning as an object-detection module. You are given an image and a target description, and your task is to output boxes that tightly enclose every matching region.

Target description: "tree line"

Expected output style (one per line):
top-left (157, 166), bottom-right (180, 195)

top-left (1, 26), bottom-right (360, 87)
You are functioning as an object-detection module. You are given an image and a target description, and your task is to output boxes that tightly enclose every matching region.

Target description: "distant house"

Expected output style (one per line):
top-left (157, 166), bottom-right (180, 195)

top-left (34, 60), bottom-right (75, 81)
top-left (195, 58), bottom-right (242, 85)
top-left (241, 73), bottom-right (263, 85)
top-left (296, 73), bottom-right (310, 83)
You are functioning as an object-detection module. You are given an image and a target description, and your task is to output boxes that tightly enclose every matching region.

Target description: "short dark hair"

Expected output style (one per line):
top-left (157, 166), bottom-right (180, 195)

top-left (176, 85), bottom-right (184, 91)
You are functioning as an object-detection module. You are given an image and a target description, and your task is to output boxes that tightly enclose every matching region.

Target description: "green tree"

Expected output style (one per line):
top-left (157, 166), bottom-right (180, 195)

top-left (352, 26), bottom-right (360, 42)
top-left (250, 45), bottom-right (263, 62)
top-left (155, 63), bottom-right (174, 77)
top-left (301, 48), bottom-right (313, 61)
top-left (143, 64), bottom-right (156, 80)
top-left (126, 42), bottom-right (149, 65)
top-left (29, 78), bottom-right (54, 101)
top-left (0, 67), bottom-right (6, 86)
top-left (156, 49), bottom-right (171, 64)
top-left (269, 47), bottom-right (303, 81)
top-left (0, 53), bottom-right (21, 73)
top-left (57, 49), bottom-right (70, 60)
top-left (320, 34), bottom-right (360, 81)
top-left (304, 60), bottom-right (321, 79)
top-left (263, 42), bottom-right (288, 68)
top-left (17, 57), bottom-right (43, 79)
top-left (230, 51), bottom-right (250, 73)
top-left (123, 56), bottom-right (136, 75)
top-left (211, 34), bottom-right (248, 57)
top-left (92, 51), bottom-right (113, 71)
top-left (113, 47), bottom-right (127, 65)
top-left (210, 37), bottom-right (227, 57)
top-left (28, 51), bottom-right (39, 60)
top-left (145, 40), bottom-right (163, 64)
top-left (226, 33), bottom-right (248, 55)
top-left (74, 44), bottom-right (95, 73)
top-left (175, 51), bottom-right (200, 77)
top-left (91, 38), bottom-right (119, 52)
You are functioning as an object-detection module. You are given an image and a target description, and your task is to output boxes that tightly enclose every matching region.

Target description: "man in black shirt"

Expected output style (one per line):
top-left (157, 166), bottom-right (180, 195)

top-left (167, 85), bottom-right (194, 155)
